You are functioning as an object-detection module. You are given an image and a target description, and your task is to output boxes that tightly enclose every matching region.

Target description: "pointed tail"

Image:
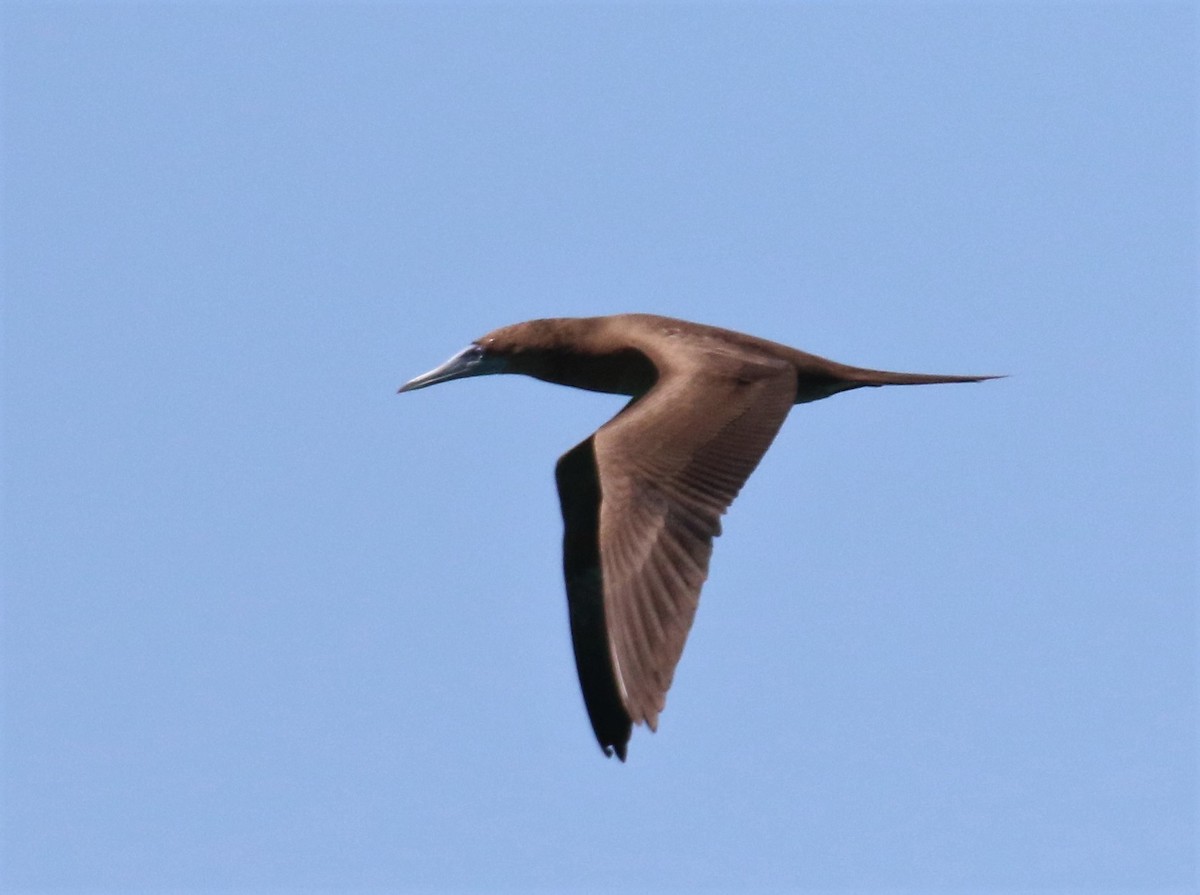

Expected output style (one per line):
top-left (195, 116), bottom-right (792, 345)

top-left (790, 350), bottom-right (1004, 403)
top-left (844, 369), bottom-right (1004, 387)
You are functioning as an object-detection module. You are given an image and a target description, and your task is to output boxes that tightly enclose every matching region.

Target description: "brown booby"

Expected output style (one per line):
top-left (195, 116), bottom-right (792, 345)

top-left (399, 314), bottom-right (998, 760)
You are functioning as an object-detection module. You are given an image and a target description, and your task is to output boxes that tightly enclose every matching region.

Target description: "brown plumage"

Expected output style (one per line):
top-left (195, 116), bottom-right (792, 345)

top-left (399, 314), bottom-right (998, 760)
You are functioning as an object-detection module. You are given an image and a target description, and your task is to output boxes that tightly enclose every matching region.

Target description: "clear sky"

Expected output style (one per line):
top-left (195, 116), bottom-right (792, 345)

top-left (2, 3), bottom-right (1196, 892)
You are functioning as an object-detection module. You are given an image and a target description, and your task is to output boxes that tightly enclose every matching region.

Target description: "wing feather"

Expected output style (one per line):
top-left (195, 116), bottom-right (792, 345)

top-left (556, 352), bottom-right (796, 757)
top-left (597, 361), bottom-right (796, 730)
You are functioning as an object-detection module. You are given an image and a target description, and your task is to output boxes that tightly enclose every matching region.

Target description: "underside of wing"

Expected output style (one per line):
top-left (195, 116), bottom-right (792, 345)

top-left (555, 437), bottom-right (632, 759)
top-left (556, 354), bottom-right (797, 758)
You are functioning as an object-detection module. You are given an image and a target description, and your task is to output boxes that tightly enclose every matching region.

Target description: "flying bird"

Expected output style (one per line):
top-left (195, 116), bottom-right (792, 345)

top-left (399, 314), bottom-right (997, 760)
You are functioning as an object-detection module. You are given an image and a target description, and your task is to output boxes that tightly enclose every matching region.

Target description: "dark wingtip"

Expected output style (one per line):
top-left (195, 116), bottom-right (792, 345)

top-left (602, 740), bottom-right (629, 762)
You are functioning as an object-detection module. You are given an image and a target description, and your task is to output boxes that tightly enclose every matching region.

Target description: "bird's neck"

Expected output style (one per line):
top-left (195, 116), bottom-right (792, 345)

top-left (518, 347), bottom-right (658, 397)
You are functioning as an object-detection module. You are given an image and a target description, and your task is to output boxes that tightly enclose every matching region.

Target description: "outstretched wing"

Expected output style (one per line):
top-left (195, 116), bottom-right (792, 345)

top-left (555, 353), bottom-right (796, 759)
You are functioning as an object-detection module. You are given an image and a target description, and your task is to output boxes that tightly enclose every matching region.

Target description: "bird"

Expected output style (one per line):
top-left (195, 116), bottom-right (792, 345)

top-left (399, 313), bottom-right (998, 760)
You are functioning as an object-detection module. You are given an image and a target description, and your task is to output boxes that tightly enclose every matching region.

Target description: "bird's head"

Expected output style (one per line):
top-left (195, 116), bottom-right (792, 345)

top-left (397, 319), bottom-right (596, 393)
top-left (396, 341), bottom-right (510, 393)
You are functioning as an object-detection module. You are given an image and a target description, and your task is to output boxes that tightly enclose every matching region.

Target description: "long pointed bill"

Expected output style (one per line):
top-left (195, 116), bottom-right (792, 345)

top-left (398, 344), bottom-right (508, 393)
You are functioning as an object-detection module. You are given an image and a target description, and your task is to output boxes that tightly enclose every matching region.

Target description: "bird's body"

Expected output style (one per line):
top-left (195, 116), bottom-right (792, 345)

top-left (400, 314), bottom-right (997, 760)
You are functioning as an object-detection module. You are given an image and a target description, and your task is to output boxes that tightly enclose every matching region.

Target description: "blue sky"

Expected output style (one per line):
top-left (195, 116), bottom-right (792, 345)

top-left (2, 3), bottom-right (1195, 892)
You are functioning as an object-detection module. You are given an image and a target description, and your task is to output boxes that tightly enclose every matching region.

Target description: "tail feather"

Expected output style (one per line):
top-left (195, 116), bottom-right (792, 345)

top-left (846, 369), bottom-right (1004, 387)
top-left (785, 347), bottom-right (1003, 403)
